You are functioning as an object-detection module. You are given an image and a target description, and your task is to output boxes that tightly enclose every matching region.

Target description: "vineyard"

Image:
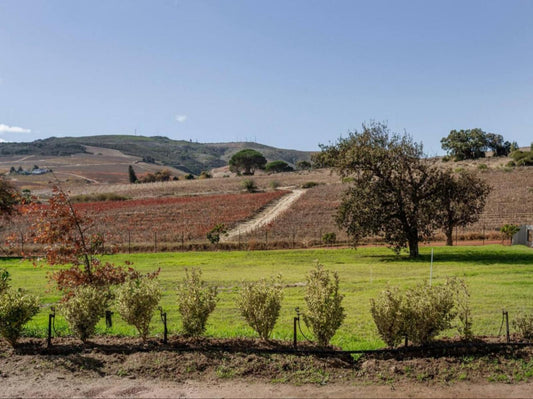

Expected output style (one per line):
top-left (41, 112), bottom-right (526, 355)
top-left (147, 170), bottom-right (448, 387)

top-left (4, 190), bottom-right (289, 253)
top-left (2, 161), bottom-right (532, 254)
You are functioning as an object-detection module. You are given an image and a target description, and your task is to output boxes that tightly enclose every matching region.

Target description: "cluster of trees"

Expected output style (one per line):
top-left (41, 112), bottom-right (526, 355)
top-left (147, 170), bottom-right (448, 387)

top-left (128, 166), bottom-right (177, 184)
top-left (441, 128), bottom-right (517, 161)
top-left (228, 149), bottom-right (312, 175)
top-left (316, 122), bottom-right (491, 257)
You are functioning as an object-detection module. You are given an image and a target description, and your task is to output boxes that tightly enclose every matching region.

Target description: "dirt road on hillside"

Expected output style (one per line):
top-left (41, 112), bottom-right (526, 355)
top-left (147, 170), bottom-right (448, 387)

top-left (222, 189), bottom-right (305, 240)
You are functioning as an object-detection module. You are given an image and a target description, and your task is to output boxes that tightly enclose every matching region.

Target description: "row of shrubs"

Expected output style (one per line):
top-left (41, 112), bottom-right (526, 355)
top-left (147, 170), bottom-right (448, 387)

top-left (1, 264), bottom-right (532, 348)
top-left (0, 264), bottom-right (344, 347)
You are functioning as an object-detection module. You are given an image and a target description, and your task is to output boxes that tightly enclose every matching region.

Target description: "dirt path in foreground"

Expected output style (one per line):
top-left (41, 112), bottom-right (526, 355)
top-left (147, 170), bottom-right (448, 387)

top-left (222, 189), bottom-right (305, 241)
top-left (3, 375), bottom-right (532, 398)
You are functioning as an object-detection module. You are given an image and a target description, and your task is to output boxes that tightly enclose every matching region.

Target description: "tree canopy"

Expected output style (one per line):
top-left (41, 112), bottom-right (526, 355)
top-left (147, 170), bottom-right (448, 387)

top-left (317, 122), bottom-right (490, 257)
top-left (436, 169), bottom-right (491, 246)
top-left (265, 160), bottom-right (294, 173)
top-left (441, 129), bottom-right (511, 160)
top-left (0, 178), bottom-right (19, 221)
top-left (317, 122), bottom-right (442, 257)
top-left (229, 149), bottom-right (267, 175)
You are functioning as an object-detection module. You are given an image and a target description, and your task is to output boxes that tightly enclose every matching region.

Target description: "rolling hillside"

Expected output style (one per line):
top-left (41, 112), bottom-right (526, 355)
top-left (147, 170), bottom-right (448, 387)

top-left (0, 135), bottom-right (312, 175)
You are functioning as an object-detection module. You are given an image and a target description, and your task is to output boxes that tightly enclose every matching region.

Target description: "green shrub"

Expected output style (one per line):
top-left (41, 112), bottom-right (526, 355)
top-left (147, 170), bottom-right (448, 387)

top-left (207, 223), bottom-right (227, 245)
top-left (61, 285), bottom-right (108, 342)
top-left (241, 179), bottom-right (257, 193)
top-left (402, 282), bottom-right (457, 345)
top-left (513, 312), bottom-right (533, 339)
top-left (371, 279), bottom-right (470, 346)
top-left (0, 289), bottom-right (39, 347)
top-left (265, 160), bottom-right (294, 173)
top-left (322, 232), bottom-right (336, 246)
top-left (0, 268), bottom-right (9, 294)
top-left (301, 181), bottom-right (319, 189)
top-left (237, 275), bottom-right (283, 340)
top-left (177, 268), bottom-right (218, 336)
top-left (370, 286), bottom-right (404, 347)
top-left (199, 171), bottom-right (212, 179)
top-left (115, 277), bottom-right (161, 341)
top-left (477, 163), bottom-right (488, 171)
top-left (302, 263), bottom-right (345, 346)
top-left (269, 180), bottom-right (280, 190)
top-left (500, 224), bottom-right (520, 244)
top-left (449, 278), bottom-right (473, 340)
top-left (70, 193), bottom-right (130, 203)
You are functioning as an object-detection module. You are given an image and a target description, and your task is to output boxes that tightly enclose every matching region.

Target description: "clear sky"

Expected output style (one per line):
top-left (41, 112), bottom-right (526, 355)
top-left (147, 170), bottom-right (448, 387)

top-left (1, 0), bottom-right (532, 153)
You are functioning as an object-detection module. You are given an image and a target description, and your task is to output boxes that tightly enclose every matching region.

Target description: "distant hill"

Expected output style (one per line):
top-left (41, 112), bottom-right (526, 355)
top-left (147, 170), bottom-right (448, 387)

top-left (0, 135), bottom-right (313, 174)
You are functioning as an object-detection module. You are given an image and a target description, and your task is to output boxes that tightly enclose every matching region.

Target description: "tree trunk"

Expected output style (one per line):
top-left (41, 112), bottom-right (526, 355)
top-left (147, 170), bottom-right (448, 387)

top-left (408, 236), bottom-right (419, 258)
top-left (445, 226), bottom-right (454, 246)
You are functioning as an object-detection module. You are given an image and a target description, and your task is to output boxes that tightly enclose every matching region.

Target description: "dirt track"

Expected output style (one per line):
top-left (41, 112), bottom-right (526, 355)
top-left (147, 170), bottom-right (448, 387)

top-left (223, 189), bottom-right (306, 240)
top-left (3, 375), bottom-right (533, 398)
top-left (2, 337), bottom-right (533, 398)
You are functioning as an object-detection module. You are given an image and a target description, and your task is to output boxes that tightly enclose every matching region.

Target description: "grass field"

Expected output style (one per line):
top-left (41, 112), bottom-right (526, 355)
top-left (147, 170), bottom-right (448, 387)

top-left (1, 245), bottom-right (532, 350)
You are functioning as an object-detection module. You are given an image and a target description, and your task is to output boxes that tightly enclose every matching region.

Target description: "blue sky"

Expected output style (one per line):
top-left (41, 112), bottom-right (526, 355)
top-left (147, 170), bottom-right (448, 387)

top-left (1, 0), bottom-right (532, 153)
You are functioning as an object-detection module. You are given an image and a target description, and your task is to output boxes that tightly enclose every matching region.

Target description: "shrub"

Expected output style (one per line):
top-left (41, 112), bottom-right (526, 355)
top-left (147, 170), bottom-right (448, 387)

top-left (370, 286), bottom-right (404, 347)
top-left (185, 173), bottom-right (195, 180)
top-left (206, 223), bottom-right (227, 245)
top-left (296, 160), bottom-right (312, 170)
top-left (301, 181), bottom-right (319, 189)
top-left (449, 278), bottom-right (473, 339)
top-left (70, 193), bottom-right (130, 203)
top-left (61, 285), bottom-right (108, 342)
top-left (371, 279), bottom-right (470, 346)
top-left (302, 263), bottom-right (345, 346)
top-left (176, 268), bottom-right (218, 336)
top-left (0, 289), bottom-right (39, 347)
top-left (269, 180), bottom-right (280, 190)
top-left (477, 163), bottom-right (488, 171)
top-left (500, 224), bottom-right (520, 245)
top-left (0, 267), bottom-right (9, 294)
top-left (115, 277), bottom-right (161, 341)
top-left (513, 312), bottom-right (533, 339)
top-left (265, 160), bottom-right (294, 173)
top-left (199, 171), bottom-right (212, 179)
top-left (322, 232), bottom-right (336, 246)
top-left (402, 282), bottom-right (457, 345)
top-left (237, 275), bottom-right (284, 340)
top-left (241, 179), bottom-right (257, 193)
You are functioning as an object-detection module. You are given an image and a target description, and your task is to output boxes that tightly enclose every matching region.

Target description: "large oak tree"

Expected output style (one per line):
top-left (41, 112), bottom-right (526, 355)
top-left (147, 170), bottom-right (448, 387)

top-left (317, 122), bottom-right (442, 257)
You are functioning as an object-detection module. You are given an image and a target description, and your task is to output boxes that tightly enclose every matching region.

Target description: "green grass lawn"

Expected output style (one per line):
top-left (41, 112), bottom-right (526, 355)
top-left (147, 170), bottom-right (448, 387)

top-left (1, 245), bottom-right (532, 350)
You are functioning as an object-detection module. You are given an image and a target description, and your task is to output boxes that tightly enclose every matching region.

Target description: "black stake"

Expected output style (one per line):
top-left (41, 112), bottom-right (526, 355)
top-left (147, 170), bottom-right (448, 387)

top-left (293, 307), bottom-right (300, 348)
top-left (504, 310), bottom-right (510, 343)
top-left (105, 310), bottom-right (113, 328)
top-left (47, 307), bottom-right (55, 348)
top-left (159, 307), bottom-right (168, 344)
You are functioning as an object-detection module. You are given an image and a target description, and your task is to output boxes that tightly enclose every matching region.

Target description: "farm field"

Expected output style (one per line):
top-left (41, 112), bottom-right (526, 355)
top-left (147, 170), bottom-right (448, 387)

top-left (2, 245), bottom-right (532, 351)
top-left (4, 190), bottom-right (288, 249)
top-left (4, 166), bottom-right (532, 253)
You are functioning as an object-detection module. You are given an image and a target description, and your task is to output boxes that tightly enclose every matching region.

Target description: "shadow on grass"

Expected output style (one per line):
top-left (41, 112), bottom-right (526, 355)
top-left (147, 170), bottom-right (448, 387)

top-left (372, 247), bottom-right (533, 265)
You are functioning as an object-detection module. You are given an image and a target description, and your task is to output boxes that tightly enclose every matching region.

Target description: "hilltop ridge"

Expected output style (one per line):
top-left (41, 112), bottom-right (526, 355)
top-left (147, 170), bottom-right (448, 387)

top-left (0, 135), bottom-right (313, 175)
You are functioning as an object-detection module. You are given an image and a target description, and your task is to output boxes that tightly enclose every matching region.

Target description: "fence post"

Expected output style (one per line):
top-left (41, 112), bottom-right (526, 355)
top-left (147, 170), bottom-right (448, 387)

top-left (47, 307), bottom-right (55, 348)
top-left (504, 311), bottom-right (510, 343)
top-left (20, 232), bottom-right (24, 256)
top-left (293, 307), bottom-right (300, 348)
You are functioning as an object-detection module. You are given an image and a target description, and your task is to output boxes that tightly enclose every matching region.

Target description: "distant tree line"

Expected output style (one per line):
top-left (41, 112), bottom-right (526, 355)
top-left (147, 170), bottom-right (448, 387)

top-left (441, 128), bottom-right (518, 161)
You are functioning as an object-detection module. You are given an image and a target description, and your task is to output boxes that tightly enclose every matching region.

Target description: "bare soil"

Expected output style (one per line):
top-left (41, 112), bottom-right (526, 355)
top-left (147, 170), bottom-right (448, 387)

top-left (1, 336), bottom-right (532, 398)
